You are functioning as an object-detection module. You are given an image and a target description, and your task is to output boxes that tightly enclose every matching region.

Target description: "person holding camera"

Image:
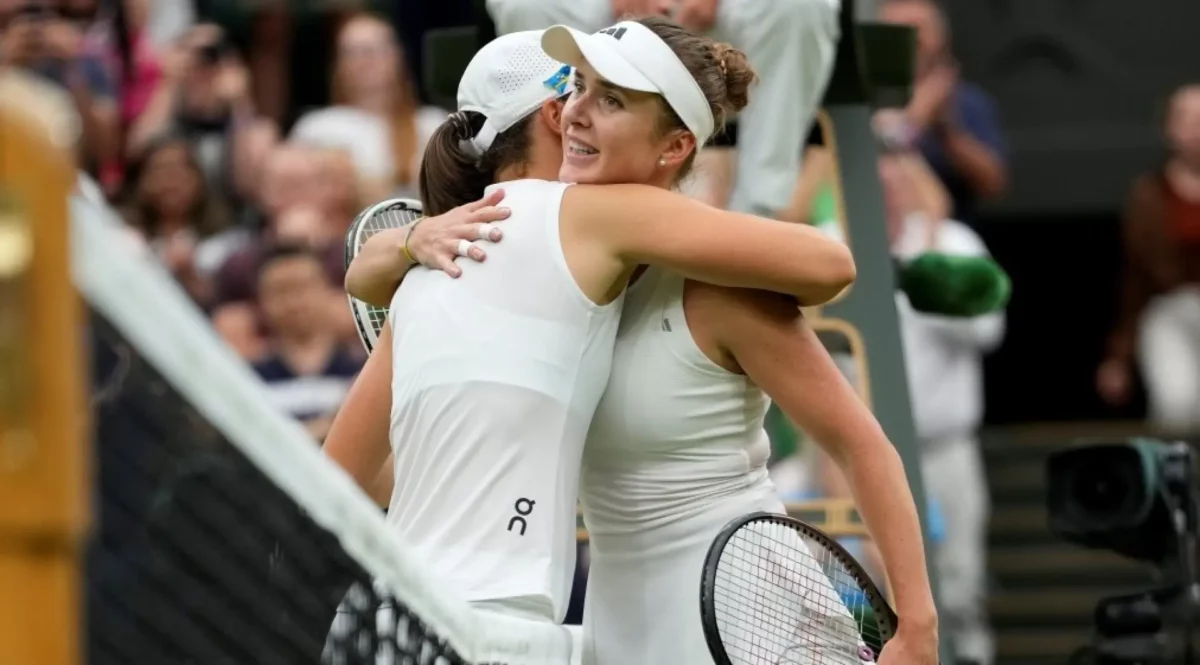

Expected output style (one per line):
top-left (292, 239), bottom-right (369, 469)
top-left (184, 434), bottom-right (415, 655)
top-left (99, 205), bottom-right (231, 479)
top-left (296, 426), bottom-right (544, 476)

top-left (0, 0), bottom-right (120, 171)
top-left (126, 22), bottom-right (272, 210)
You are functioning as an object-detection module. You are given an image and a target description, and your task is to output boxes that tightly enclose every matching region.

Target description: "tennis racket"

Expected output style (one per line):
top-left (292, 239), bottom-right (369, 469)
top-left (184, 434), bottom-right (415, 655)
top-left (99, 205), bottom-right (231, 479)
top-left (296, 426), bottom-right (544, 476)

top-left (700, 512), bottom-right (897, 665)
top-left (343, 198), bottom-right (423, 354)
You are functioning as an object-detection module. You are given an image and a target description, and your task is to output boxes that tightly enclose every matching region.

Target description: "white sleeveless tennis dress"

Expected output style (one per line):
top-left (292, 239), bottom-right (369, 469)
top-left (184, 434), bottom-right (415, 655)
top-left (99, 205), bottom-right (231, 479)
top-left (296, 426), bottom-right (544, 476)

top-left (580, 268), bottom-right (866, 665)
top-left (385, 179), bottom-right (623, 624)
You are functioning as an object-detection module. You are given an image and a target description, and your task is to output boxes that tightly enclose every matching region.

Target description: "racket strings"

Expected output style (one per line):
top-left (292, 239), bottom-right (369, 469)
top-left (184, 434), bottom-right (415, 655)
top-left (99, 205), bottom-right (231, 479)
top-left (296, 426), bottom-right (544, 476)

top-left (347, 201), bottom-right (423, 348)
top-left (713, 520), bottom-right (881, 665)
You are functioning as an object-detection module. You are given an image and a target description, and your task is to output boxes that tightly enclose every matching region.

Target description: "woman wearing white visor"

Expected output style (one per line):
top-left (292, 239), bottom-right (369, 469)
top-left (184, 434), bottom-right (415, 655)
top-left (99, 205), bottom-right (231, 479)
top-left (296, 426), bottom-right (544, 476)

top-left (323, 22), bottom-right (854, 632)
top-left (338, 17), bottom-right (937, 665)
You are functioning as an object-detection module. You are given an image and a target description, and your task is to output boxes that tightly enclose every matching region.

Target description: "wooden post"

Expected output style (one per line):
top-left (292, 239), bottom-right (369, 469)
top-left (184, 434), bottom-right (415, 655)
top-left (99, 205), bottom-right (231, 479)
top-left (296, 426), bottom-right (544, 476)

top-left (0, 71), bottom-right (89, 665)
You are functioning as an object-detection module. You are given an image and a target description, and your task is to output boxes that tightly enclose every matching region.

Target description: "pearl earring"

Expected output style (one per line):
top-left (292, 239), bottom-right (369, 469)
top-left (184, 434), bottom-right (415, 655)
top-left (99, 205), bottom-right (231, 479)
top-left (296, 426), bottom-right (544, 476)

top-left (658, 158), bottom-right (667, 166)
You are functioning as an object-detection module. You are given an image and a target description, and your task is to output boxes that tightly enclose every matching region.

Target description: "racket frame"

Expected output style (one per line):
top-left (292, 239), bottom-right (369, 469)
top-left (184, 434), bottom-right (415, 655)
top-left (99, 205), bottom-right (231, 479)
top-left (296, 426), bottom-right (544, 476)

top-left (343, 198), bottom-right (424, 354)
top-left (699, 511), bottom-right (899, 665)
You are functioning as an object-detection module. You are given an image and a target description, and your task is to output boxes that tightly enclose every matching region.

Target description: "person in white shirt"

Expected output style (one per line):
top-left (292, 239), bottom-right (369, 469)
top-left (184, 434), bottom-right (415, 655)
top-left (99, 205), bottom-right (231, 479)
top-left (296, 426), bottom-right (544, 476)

top-left (343, 21), bottom-right (939, 665)
top-left (805, 151), bottom-right (1000, 665)
top-left (323, 21), bottom-right (855, 631)
top-left (290, 13), bottom-right (447, 201)
top-left (484, 0), bottom-right (841, 219)
top-left (883, 154), bottom-right (1002, 665)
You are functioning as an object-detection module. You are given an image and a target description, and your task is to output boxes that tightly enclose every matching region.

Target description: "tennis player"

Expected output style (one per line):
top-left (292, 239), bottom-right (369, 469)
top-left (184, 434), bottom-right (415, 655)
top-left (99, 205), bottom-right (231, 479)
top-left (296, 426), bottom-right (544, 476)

top-left (323, 22), bottom-right (855, 629)
top-left (345, 21), bottom-right (939, 665)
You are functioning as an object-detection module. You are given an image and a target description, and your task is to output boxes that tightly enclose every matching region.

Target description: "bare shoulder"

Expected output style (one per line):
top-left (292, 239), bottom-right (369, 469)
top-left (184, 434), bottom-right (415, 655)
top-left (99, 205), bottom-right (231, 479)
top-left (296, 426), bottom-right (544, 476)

top-left (563, 182), bottom-right (681, 213)
top-left (684, 281), bottom-right (804, 349)
top-left (689, 281), bottom-right (803, 325)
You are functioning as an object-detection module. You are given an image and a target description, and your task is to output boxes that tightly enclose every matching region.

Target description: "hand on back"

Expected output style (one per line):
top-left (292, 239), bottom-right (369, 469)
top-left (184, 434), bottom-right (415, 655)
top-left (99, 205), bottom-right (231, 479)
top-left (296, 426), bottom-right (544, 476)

top-left (405, 189), bottom-right (510, 278)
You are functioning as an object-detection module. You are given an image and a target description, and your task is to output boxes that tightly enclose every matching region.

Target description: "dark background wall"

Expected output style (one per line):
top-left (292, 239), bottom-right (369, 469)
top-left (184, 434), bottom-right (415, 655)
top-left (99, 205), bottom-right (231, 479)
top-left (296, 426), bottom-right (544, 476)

top-left (942, 0), bottom-right (1200, 424)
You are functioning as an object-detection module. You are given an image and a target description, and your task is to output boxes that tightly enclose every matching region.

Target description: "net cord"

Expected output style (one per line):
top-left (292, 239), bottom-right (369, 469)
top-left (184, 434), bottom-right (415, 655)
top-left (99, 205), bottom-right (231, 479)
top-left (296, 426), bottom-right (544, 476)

top-left (69, 183), bottom-right (576, 665)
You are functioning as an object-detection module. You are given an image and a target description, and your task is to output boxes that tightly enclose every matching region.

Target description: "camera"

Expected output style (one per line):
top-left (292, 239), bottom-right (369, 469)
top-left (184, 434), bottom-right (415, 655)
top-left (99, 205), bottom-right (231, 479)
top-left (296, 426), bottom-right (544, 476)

top-left (1047, 440), bottom-right (1198, 665)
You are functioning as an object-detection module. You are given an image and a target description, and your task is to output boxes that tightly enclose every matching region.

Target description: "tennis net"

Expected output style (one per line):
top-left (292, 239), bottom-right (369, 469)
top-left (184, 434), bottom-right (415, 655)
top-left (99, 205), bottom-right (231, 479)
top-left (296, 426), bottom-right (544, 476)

top-left (72, 183), bottom-right (577, 665)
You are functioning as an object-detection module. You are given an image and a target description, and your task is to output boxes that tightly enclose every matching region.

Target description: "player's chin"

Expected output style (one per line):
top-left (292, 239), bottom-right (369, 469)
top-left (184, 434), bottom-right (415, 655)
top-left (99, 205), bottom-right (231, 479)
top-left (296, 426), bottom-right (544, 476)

top-left (561, 151), bottom-right (618, 185)
top-left (558, 162), bottom-right (598, 185)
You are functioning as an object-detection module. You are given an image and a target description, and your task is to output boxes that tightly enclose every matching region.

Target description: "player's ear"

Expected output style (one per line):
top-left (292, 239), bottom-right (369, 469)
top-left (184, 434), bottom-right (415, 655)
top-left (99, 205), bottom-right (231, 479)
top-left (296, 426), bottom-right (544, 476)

top-left (540, 99), bottom-right (564, 138)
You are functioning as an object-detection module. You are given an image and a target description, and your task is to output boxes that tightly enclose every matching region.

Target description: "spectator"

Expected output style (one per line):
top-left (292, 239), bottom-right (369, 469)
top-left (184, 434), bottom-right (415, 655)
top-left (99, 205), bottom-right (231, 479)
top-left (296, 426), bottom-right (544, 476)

top-left (120, 134), bottom-right (242, 308)
top-left (210, 143), bottom-right (357, 357)
top-left (1098, 83), bottom-right (1200, 432)
top-left (212, 143), bottom-right (341, 306)
top-left (879, 0), bottom-right (1008, 225)
top-left (74, 0), bottom-right (161, 126)
top-left (313, 147), bottom-right (363, 243)
top-left (126, 23), bottom-right (269, 203)
top-left (883, 147), bottom-right (1003, 665)
top-left (0, 0), bottom-right (121, 173)
top-left (290, 12), bottom-right (445, 202)
top-left (252, 244), bottom-right (363, 442)
top-left (780, 143), bottom-right (1001, 665)
top-left (65, 0), bottom-right (164, 192)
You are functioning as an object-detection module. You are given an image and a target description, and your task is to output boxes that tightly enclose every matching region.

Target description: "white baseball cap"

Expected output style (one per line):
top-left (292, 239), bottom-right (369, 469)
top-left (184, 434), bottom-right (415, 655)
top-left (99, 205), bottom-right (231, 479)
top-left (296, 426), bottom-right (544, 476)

top-left (541, 21), bottom-right (716, 147)
top-left (457, 30), bottom-right (573, 156)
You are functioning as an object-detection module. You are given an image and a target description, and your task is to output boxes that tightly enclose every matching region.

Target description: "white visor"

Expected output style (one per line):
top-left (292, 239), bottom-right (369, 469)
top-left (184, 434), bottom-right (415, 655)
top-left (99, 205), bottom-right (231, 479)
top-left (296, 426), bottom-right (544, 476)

top-left (542, 21), bottom-right (716, 147)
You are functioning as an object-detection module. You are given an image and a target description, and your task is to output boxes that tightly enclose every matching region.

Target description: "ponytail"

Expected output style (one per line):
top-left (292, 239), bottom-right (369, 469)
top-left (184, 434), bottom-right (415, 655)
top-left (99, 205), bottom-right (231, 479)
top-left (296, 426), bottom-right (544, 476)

top-left (419, 112), bottom-right (492, 216)
top-left (419, 110), bottom-right (539, 216)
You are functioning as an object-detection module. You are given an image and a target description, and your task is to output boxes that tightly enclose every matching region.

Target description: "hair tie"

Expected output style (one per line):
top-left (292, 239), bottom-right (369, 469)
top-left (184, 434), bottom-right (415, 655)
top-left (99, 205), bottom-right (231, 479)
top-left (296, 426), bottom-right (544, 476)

top-left (448, 111), bottom-right (473, 139)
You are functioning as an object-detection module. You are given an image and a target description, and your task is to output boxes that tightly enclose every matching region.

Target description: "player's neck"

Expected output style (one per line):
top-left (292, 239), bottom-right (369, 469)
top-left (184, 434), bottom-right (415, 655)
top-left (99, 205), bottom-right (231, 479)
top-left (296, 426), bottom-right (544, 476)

top-left (495, 160), bottom-right (559, 183)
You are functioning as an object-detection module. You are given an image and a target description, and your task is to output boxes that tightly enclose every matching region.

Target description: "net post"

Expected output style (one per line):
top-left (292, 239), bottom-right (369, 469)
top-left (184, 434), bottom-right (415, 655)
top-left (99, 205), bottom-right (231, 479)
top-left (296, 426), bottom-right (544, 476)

top-left (0, 71), bottom-right (89, 665)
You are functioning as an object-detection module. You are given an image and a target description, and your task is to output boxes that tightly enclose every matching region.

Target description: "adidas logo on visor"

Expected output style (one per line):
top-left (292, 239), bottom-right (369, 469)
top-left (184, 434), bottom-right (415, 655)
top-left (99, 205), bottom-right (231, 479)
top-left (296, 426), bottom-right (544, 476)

top-left (596, 26), bottom-right (628, 40)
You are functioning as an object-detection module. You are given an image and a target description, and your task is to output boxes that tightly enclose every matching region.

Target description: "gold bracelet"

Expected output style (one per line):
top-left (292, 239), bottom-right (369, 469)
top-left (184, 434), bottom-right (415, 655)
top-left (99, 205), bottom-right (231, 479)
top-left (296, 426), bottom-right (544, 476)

top-left (401, 217), bottom-right (425, 265)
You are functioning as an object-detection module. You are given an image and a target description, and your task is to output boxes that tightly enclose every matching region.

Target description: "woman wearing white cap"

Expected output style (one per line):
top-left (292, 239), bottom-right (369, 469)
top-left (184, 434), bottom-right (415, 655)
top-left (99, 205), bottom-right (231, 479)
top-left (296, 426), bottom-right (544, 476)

top-left (323, 22), bottom-right (853, 633)
top-left (335, 17), bottom-right (938, 665)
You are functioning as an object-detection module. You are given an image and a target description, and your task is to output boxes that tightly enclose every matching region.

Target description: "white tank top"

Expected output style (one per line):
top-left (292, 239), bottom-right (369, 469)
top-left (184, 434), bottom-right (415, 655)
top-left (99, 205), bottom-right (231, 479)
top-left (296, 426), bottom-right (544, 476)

top-left (385, 179), bottom-right (623, 622)
top-left (582, 267), bottom-right (778, 540)
top-left (580, 267), bottom-right (785, 665)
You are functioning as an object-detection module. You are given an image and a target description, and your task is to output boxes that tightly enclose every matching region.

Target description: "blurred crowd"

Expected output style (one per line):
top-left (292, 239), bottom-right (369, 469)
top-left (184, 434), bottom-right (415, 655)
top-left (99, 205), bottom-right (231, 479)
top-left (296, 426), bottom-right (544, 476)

top-left (8, 0), bottom-right (1198, 664)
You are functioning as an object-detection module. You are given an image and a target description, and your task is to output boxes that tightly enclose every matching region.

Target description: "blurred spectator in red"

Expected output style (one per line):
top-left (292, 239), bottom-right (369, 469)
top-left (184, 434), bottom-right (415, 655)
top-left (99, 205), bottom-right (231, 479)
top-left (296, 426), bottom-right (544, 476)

top-left (290, 12), bottom-right (445, 202)
top-left (127, 23), bottom-right (269, 202)
top-left (252, 243), bottom-right (363, 442)
top-left (1098, 83), bottom-right (1200, 432)
top-left (62, 0), bottom-right (164, 193)
top-left (0, 0), bottom-right (120, 174)
top-left (119, 134), bottom-right (241, 307)
top-left (72, 0), bottom-right (160, 125)
top-left (879, 0), bottom-right (1008, 226)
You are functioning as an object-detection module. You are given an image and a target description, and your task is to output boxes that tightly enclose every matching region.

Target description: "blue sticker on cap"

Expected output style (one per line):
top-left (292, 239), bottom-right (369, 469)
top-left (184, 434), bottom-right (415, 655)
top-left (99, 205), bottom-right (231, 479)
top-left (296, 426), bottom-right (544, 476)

top-left (543, 65), bottom-right (572, 96)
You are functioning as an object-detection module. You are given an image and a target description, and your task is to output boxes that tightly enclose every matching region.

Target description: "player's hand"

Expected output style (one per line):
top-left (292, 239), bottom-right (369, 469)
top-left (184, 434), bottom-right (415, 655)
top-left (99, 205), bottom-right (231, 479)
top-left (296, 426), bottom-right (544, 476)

top-left (907, 60), bottom-right (958, 130)
top-left (612, 0), bottom-right (674, 20)
top-left (674, 0), bottom-right (720, 32)
top-left (1096, 357), bottom-right (1132, 406)
top-left (214, 56), bottom-right (251, 104)
top-left (406, 189), bottom-right (510, 278)
top-left (876, 620), bottom-right (938, 665)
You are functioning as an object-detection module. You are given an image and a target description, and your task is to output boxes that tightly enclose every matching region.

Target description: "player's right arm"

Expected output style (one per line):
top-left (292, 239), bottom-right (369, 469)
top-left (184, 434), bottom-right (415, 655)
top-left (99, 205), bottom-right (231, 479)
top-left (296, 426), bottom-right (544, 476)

top-left (345, 190), bottom-right (511, 306)
top-left (562, 184), bottom-right (856, 306)
top-left (323, 323), bottom-right (394, 506)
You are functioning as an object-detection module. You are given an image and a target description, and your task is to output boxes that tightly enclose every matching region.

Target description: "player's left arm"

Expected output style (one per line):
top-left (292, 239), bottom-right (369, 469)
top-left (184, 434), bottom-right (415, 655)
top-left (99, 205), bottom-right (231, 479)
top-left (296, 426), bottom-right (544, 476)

top-left (323, 323), bottom-right (395, 506)
top-left (713, 288), bottom-right (939, 643)
top-left (345, 190), bottom-right (510, 306)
